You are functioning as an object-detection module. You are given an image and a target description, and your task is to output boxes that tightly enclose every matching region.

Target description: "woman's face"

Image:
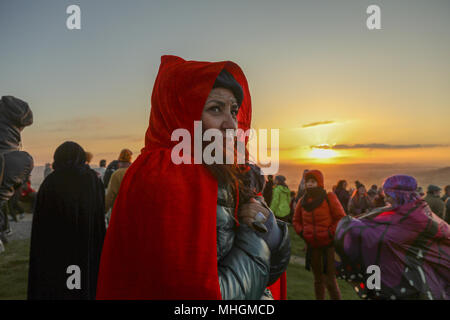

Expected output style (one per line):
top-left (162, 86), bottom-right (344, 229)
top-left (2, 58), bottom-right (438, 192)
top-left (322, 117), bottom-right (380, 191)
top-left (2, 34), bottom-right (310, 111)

top-left (201, 88), bottom-right (239, 136)
top-left (305, 178), bottom-right (318, 188)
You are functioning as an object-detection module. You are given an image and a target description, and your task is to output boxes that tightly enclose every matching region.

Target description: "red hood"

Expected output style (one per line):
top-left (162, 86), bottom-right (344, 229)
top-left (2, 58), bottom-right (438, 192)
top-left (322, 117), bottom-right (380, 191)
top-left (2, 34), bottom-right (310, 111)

top-left (96, 56), bottom-right (290, 300)
top-left (144, 55), bottom-right (252, 150)
top-left (305, 169), bottom-right (324, 188)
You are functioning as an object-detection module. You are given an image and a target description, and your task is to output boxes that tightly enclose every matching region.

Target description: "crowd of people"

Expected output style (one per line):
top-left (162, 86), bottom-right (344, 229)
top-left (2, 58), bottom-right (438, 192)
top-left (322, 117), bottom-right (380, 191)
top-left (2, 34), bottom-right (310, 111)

top-left (0, 55), bottom-right (449, 300)
top-left (263, 170), bottom-right (450, 300)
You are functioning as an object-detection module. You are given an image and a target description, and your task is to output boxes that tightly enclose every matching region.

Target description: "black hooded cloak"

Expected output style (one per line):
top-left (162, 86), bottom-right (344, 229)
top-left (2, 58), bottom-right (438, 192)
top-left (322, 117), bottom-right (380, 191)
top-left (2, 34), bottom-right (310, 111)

top-left (28, 141), bottom-right (106, 300)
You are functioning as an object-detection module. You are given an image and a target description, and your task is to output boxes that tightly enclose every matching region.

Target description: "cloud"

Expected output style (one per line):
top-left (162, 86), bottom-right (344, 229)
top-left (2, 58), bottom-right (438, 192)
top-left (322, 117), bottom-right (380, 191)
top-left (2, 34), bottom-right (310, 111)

top-left (302, 120), bottom-right (335, 128)
top-left (311, 143), bottom-right (449, 150)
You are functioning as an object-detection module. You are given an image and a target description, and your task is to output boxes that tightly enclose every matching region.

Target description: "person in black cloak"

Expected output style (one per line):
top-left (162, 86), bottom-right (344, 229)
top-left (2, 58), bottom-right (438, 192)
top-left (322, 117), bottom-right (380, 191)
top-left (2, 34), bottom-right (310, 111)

top-left (28, 141), bottom-right (106, 300)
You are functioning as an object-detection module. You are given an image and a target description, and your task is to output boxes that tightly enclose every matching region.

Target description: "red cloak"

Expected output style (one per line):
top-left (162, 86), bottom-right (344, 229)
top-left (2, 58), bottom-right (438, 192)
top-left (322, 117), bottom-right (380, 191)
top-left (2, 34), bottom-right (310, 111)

top-left (96, 55), bottom-right (286, 300)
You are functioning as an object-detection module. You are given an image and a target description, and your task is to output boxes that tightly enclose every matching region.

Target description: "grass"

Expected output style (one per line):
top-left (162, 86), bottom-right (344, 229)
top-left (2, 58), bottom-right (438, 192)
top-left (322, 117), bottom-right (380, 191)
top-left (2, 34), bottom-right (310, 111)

top-left (0, 238), bottom-right (30, 300)
top-left (288, 225), bottom-right (306, 258)
top-left (0, 230), bottom-right (359, 300)
top-left (286, 261), bottom-right (359, 300)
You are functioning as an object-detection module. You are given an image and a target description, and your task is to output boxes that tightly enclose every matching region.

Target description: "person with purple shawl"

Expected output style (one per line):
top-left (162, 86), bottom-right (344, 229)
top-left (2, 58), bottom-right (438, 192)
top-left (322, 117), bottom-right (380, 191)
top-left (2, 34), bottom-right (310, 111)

top-left (334, 174), bottom-right (450, 300)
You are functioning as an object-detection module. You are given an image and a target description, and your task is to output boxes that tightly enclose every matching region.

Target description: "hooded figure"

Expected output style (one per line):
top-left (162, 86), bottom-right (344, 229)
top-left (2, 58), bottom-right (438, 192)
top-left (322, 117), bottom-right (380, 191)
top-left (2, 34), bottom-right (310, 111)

top-left (270, 175), bottom-right (291, 219)
top-left (28, 141), bottom-right (106, 300)
top-left (96, 55), bottom-right (289, 300)
top-left (0, 96), bottom-right (33, 154)
top-left (0, 96), bottom-right (34, 245)
top-left (334, 175), bottom-right (450, 300)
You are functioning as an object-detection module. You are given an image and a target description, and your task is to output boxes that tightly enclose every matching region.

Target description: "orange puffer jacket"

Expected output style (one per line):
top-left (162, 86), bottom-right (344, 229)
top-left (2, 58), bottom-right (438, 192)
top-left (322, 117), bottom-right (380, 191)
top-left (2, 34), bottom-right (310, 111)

top-left (292, 170), bottom-right (346, 248)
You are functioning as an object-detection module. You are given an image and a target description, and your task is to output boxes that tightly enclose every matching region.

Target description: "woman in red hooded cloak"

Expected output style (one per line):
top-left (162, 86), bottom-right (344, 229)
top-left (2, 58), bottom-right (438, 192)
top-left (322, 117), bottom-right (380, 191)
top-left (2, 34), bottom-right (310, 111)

top-left (96, 55), bottom-right (290, 300)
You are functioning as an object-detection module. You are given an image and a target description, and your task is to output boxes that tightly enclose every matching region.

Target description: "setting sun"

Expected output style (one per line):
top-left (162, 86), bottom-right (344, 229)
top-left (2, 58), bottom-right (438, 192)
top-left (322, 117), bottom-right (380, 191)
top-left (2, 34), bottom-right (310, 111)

top-left (308, 146), bottom-right (338, 160)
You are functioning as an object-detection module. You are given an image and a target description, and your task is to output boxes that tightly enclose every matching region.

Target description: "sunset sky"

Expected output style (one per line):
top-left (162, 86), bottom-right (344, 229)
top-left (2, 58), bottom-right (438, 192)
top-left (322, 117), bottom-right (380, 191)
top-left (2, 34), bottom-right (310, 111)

top-left (1, 0), bottom-right (449, 167)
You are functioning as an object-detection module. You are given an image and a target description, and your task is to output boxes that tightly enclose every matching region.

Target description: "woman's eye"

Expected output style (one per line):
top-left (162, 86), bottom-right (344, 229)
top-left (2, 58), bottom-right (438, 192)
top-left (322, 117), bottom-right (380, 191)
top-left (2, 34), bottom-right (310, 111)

top-left (209, 106), bottom-right (221, 113)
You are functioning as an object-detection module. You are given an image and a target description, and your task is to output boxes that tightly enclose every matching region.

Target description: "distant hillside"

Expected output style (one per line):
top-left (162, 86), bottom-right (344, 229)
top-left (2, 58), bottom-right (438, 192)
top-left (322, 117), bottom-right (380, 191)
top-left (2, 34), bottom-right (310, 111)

top-left (415, 167), bottom-right (450, 189)
top-left (275, 163), bottom-right (450, 191)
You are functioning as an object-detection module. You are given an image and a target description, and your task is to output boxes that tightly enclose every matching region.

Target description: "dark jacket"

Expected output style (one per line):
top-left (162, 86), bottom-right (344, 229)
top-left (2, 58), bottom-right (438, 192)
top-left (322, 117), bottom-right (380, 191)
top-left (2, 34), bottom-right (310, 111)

top-left (0, 151), bottom-right (34, 202)
top-left (348, 194), bottom-right (372, 216)
top-left (444, 198), bottom-right (450, 224)
top-left (103, 160), bottom-right (119, 189)
top-left (334, 187), bottom-right (350, 213)
top-left (424, 194), bottom-right (446, 219)
top-left (263, 180), bottom-right (274, 206)
top-left (216, 183), bottom-right (291, 299)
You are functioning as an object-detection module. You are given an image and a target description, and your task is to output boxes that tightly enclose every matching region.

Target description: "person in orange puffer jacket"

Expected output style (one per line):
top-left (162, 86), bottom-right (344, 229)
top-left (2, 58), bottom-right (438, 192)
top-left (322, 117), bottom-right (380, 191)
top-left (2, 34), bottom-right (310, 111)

top-left (293, 170), bottom-right (346, 300)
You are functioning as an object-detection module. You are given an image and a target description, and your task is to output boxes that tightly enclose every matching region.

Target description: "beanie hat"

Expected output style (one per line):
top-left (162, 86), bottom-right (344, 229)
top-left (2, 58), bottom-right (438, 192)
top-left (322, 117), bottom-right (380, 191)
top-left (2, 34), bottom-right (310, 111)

top-left (427, 185), bottom-right (441, 193)
top-left (304, 170), bottom-right (324, 188)
top-left (118, 149), bottom-right (133, 163)
top-left (382, 175), bottom-right (419, 207)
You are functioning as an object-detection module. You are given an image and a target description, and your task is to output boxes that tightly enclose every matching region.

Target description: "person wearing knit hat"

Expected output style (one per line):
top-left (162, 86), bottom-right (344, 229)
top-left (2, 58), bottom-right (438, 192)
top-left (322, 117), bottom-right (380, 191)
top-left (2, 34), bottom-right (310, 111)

top-left (104, 149), bottom-right (133, 215)
top-left (424, 184), bottom-right (445, 219)
top-left (103, 149), bottom-right (133, 189)
top-left (118, 149), bottom-right (133, 164)
top-left (292, 169), bottom-right (346, 300)
top-left (334, 174), bottom-right (450, 300)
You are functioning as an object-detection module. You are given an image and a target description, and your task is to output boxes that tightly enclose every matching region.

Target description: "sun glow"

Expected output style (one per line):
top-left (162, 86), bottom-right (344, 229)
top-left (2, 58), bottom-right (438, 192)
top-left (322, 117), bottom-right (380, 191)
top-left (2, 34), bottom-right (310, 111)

top-left (308, 146), bottom-right (337, 160)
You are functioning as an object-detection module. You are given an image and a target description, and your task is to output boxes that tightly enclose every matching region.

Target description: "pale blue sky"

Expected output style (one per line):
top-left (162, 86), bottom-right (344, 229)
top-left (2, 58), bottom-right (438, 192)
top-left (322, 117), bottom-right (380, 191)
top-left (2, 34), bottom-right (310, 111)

top-left (1, 0), bottom-right (449, 165)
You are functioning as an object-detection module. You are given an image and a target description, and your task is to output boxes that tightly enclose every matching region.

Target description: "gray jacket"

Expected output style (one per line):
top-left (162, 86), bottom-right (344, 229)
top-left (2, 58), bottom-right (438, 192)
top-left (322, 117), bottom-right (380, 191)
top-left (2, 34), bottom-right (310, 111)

top-left (216, 184), bottom-right (291, 300)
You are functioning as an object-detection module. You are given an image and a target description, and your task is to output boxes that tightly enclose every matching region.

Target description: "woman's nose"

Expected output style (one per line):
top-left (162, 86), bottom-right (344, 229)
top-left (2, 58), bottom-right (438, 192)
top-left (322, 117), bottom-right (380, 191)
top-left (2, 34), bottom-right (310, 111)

top-left (220, 113), bottom-right (237, 132)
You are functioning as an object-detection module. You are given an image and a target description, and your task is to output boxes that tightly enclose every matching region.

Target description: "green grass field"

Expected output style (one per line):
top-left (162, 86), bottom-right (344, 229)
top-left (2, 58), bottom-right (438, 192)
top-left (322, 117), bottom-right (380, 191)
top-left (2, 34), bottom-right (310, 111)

top-left (0, 239), bottom-right (30, 300)
top-left (0, 229), bottom-right (359, 300)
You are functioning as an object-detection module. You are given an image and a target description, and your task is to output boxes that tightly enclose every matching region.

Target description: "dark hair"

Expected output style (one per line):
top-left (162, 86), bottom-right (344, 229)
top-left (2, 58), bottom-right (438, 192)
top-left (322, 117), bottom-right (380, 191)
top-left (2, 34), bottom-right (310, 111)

top-left (202, 138), bottom-right (253, 206)
top-left (355, 180), bottom-right (365, 189)
top-left (99, 159), bottom-right (107, 167)
top-left (205, 163), bottom-right (253, 205)
top-left (445, 185), bottom-right (450, 193)
top-left (336, 180), bottom-right (347, 189)
top-left (213, 69), bottom-right (244, 107)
